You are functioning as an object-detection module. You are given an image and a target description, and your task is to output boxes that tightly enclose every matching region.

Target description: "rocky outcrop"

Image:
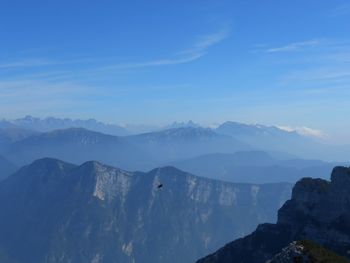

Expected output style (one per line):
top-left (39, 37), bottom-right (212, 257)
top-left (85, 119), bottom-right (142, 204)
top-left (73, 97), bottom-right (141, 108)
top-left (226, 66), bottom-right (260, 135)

top-left (197, 166), bottom-right (350, 263)
top-left (268, 240), bottom-right (350, 263)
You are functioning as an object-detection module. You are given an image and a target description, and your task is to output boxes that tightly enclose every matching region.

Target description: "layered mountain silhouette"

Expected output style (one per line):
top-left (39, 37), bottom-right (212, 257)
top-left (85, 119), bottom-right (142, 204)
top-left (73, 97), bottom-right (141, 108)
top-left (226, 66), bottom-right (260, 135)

top-left (3, 127), bottom-right (251, 171)
top-left (3, 117), bottom-right (350, 161)
top-left (197, 166), bottom-right (350, 263)
top-left (170, 151), bottom-right (337, 183)
top-left (0, 127), bottom-right (39, 152)
top-left (215, 121), bottom-right (350, 161)
top-left (0, 158), bottom-right (292, 263)
top-left (126, 127), bottom-right (250, 163)
top-left (4, 128), bottom-right (153, 171)
top-left (1, 126), bottom-right (343, 184)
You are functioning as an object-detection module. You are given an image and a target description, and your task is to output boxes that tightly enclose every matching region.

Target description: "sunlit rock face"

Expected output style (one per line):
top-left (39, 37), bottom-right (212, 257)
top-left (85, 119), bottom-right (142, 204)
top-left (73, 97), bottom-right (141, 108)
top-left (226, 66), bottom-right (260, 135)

top-left (267, 240), bottom-right (350, 263)
top-left (0, 158), bottom-right (291, 263)
top-left (197, 166), bottom-right (350, 263)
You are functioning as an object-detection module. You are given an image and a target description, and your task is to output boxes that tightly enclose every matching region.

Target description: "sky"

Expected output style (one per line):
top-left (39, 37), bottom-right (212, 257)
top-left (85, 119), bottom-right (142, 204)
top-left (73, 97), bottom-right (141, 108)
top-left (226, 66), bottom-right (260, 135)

top-left (0, 0), bottom-right (350, 141)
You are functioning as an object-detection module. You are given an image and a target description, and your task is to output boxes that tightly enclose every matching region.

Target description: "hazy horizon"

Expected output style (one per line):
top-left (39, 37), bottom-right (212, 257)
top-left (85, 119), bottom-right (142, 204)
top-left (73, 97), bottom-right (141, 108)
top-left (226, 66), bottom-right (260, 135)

top-left (1, 0), bottom-right (350, 143)
top-left (1, 114), bottom-right (346, 145)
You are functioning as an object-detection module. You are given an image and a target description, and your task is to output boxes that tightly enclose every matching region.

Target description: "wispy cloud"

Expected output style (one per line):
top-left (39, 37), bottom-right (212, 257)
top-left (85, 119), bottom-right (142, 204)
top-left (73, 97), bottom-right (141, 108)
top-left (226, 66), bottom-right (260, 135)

top-left (101, 53), bottom-right (204, 70)
top-left (265, 39), bottom-right (322, 53)
top-left (179, 28), bottom-right (229, 55)
top-left (0, 27), bottom-right (230, 116)
top-left (277, 125), bottom-right (328, 139)
top-left (0, 79), bottom-right (91, 99)
top-left (0, 27), bottom-right (229, 74)
top-left (103, 28), bottom-right (230, 70)
top-left (0, 59), bottom-right (55, 69)
top-left (0, 57), bottom-right (96, 70)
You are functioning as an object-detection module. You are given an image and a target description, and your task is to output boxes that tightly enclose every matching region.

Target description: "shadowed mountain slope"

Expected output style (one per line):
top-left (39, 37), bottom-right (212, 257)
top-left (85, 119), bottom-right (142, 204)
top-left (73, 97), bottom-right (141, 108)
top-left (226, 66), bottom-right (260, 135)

top-left (0, 158), bottom-right (291, 263)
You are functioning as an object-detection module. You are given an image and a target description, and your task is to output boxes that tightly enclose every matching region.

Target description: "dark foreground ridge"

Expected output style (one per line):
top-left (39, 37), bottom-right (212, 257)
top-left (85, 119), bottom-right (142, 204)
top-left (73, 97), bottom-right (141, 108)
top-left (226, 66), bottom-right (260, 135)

top-left (197, 166), bottom-right (350, 263)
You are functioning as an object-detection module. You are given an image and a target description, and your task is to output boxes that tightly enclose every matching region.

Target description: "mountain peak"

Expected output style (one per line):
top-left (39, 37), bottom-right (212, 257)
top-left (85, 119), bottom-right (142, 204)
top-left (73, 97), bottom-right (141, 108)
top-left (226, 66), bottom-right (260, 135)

top-left (28, 157), bottom-right (75, 173)
top-left (290, 166), bottom-right (350, 201)
top-left (37, 127), bottom-right (119, 144)
top-left (47, 127), bottom-right (98, 134)
top-left (164, 120), bottom-right (201, 130)
top-left (133, 126), bottom-right (219, 141)
top-left (331, 166), bottom-right (350, 187)
top-left (162, 127), bottom-right (217, 138)
top-left (217, 121), bottom-right (297, 136)
top-left (290, 177), bottom-right (330, 204)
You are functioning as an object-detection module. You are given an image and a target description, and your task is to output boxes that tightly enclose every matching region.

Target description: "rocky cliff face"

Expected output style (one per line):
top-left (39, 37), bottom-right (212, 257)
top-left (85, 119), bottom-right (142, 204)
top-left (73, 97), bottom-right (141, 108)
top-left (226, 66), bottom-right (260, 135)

top-left (0, 158), bottom-right (291, 263)
top-left (197, 166), bottom-right (350, 263)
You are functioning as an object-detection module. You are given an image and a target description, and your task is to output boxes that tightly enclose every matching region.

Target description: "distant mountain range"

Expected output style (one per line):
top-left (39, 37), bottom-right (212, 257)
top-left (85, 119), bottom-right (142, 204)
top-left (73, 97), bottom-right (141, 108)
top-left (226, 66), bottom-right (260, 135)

top-left (126, 127), bottom-right (250, 164)
top-left (0, 116), bottom-right (130, 136)
top-left (197, 166), bottom-right (350, 263)
top-left (1, 126), bottom-right (253, 172)
top-left (0, 116), bottom-right (203, 136)
top-left (163, 120), bottom-right (201, 130)
top-left (170, 151), bottom-right (339, 183)
top-left (215, 121), bottom-right (350, 161)
top-left (0, 127), bottom-right (39, 151)
top-left (0, 116), bottom-right (326, 141)
top-left (215, 121), bottom-right (301, 138)
top-left (1, 125), bottom-right (346, 183)
top-left (4, 128), bottom-right (154, 171)
top-left (0, 158), bottom-right (292, 263)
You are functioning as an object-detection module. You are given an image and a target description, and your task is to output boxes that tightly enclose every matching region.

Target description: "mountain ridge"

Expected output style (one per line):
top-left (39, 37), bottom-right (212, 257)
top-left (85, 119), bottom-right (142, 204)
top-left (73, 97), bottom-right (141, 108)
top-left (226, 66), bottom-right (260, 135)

top-left (0, 158), bottom-right (292, 263)
top-left (0, 116), bottom-right (130, 136)
top-left (4, 128), bottom-right (154, 170)
top-left (170, 151), bottom-right (338, 183)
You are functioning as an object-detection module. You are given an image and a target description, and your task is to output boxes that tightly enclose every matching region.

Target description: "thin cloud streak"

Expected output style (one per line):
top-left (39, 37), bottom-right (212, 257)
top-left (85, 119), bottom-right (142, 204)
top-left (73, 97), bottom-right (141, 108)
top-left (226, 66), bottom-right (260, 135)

top-left (0, 59), bottom-right (55, 69)
top-left (102, 53), bottom-right (205, 70)
top-left (0, 57), bottom-right (97, 70)
top-left (0, 28), bottom-right (229, 74)
top-left (277, 125), bottom-right (328, 139)
top-left (266, 39), bottom-right (322, 53)
top-left (179, 28), bottom-right (230, 55)
top-left (103, 28), bottom-right (230, 70)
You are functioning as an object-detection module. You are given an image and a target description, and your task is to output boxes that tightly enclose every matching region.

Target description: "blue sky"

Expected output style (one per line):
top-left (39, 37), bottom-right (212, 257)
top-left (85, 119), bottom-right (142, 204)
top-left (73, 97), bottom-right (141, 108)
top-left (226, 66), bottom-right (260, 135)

top-left (1, 0), bottom-right (350, 140)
